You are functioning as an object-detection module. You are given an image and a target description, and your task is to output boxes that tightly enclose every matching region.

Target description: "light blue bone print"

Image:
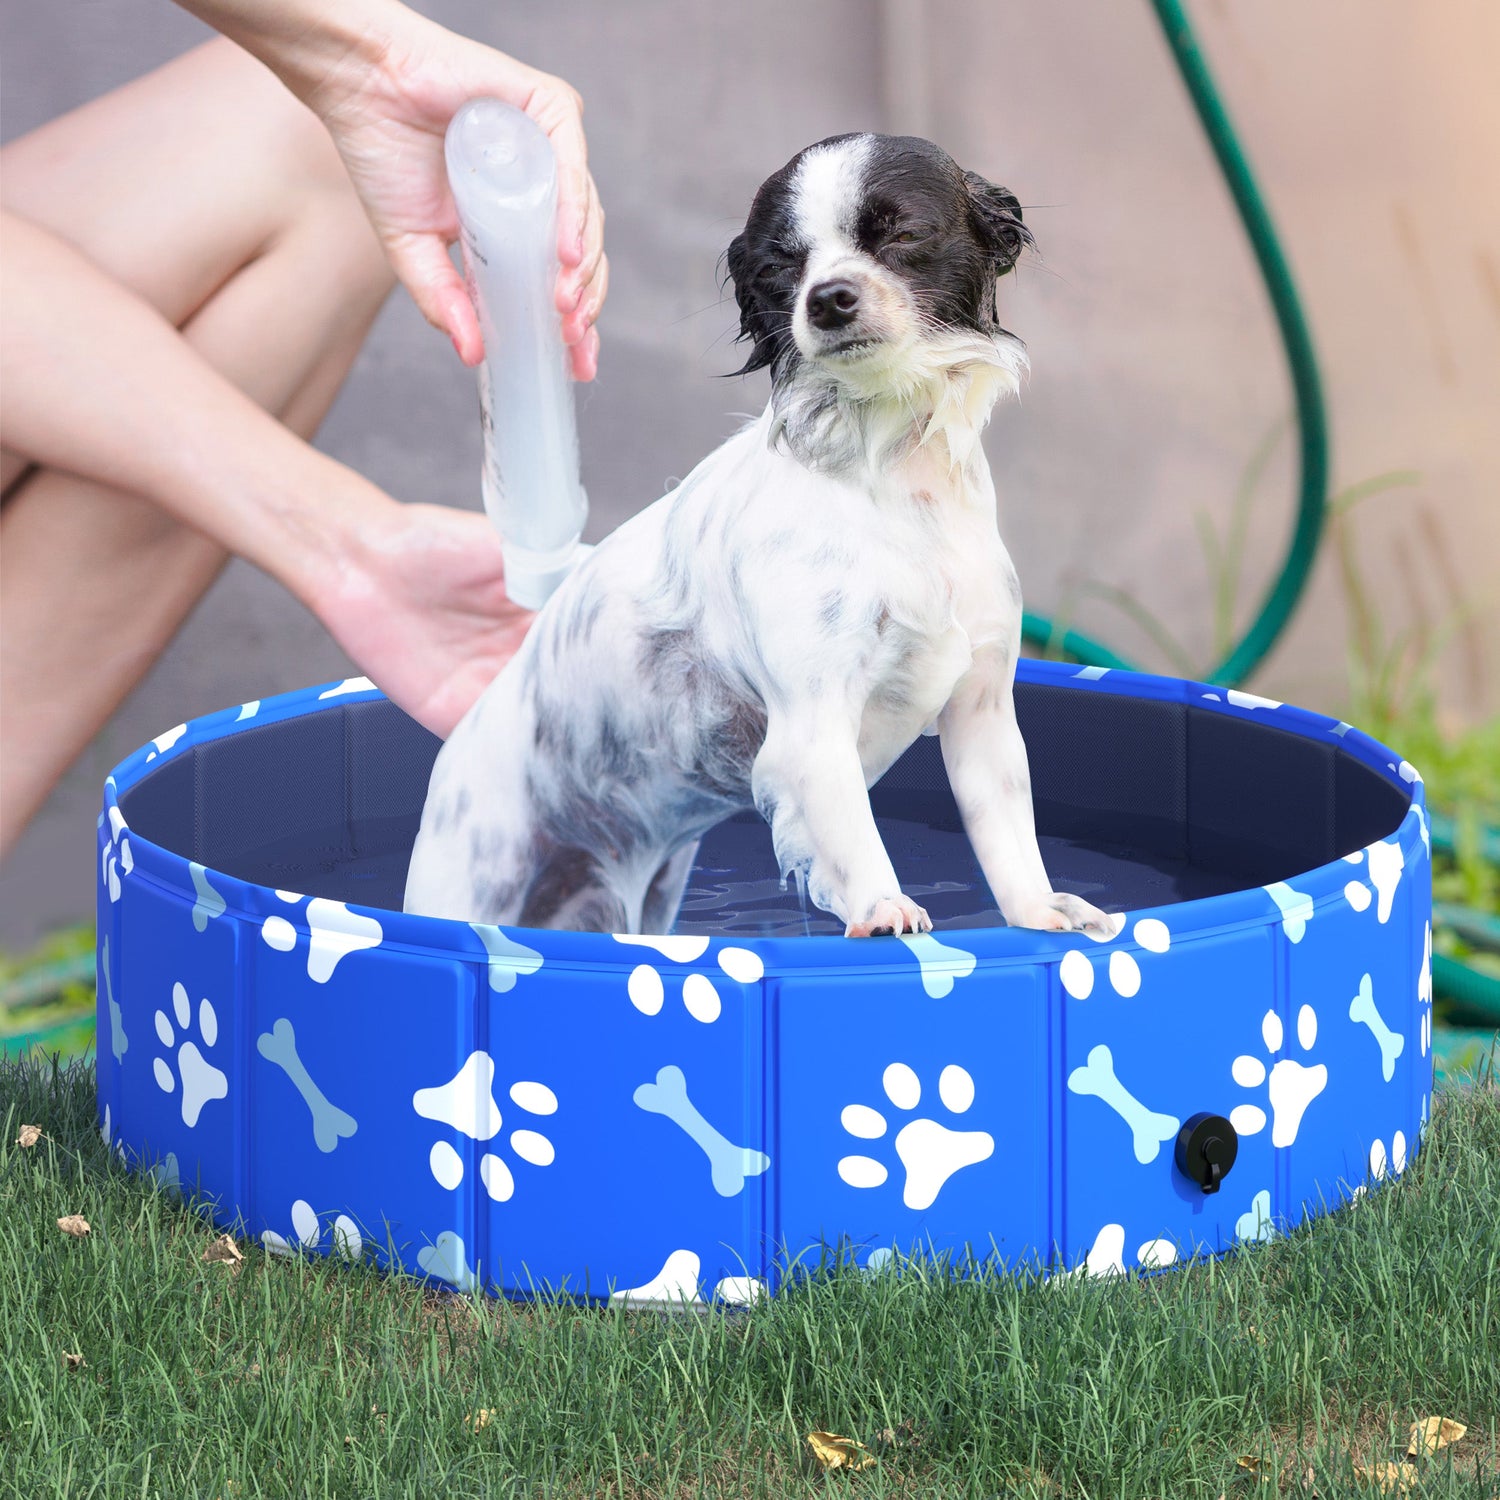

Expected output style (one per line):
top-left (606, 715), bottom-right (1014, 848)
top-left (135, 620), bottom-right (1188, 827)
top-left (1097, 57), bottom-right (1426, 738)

top-left (1068, 1044), bottom-right (1180, 1164)
top-left (1264, 881), bottom-right (1313, 943)
top-left (896, 932), bottom-right (978, 998)
top-left (256, 1018), bottom-right (358, 1152)
top-left (100, 937), bottom-right (127, 1062)
top-left (634, 1065), bottom-right (770, 1196)
top-left (1236, 1188), bottom-right (1275, 1242)
top-left (190, 862), bottom-right (226, 932)
top-left (471, 923), bottom-right (545, 993)
top-left (1348, 972), bottom-right (1404, 1081)
top-left (417, 1230), bottom-right (479, 1291)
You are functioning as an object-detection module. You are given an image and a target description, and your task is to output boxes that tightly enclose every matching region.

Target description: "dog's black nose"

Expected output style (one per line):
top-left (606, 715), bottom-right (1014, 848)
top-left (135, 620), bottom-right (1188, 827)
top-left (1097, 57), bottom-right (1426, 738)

top-left (805, 279), bottom-right (860, 330)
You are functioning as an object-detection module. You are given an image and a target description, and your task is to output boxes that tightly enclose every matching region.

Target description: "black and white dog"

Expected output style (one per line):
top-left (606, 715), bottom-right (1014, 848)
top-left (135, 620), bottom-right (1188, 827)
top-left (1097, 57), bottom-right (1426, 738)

top-left (405, 132), bottom-right (1113, 941)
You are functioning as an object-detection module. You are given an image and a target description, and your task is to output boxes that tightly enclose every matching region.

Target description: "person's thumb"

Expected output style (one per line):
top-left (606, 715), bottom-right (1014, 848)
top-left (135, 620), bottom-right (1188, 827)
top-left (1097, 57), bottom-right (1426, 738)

top-left (388, 230), bottom-right (484, 366)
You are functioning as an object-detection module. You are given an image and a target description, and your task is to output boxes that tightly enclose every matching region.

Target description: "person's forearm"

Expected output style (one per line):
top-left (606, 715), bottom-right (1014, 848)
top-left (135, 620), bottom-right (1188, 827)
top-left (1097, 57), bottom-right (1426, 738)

top-left (170, 0), bottom-right (417, 115)
top-left (168, 0), bottom-right (405, 110)
top-left (0, 211), bottom-right (390, 612)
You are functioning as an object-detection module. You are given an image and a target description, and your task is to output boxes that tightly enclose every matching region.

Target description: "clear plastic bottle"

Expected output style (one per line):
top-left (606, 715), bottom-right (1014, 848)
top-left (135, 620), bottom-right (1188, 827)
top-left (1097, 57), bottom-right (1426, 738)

top-left (445, 99), bottom-right (588, 609)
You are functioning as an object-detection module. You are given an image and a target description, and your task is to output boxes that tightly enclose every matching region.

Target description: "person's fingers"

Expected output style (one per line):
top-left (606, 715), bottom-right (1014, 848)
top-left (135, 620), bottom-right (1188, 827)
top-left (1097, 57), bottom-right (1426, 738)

top-left (562, 252), bottom-right (608, 347)
top-left (526, 80), bottom-right (590, 268)
top-left (556, 173), bottom-right (605, 316)
top-left (568, 323), bottom-right (600, 382)
top-left (388, 230), bottom-right (483, 365)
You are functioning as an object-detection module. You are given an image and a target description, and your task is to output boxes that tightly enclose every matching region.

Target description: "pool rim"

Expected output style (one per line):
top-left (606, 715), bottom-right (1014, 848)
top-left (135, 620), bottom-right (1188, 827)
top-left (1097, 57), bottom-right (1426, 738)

top-left (102, 659), bottom-right (1427, 977)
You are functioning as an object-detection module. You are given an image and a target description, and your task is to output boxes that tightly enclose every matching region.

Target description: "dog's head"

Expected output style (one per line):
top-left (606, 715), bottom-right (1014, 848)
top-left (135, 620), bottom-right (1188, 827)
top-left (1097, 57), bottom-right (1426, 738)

top-left (725, 133), bottom-right (1033, 384)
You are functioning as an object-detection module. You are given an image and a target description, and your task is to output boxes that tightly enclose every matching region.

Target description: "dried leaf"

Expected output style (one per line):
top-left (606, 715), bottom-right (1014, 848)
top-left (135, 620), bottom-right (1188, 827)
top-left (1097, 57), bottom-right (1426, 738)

top-left (18, 1124), bottom-right (42, 1148)
top-left (62, 1350), bottom-right (85, 1372)
top-left (1353, 1461), bottom-right (1417, 1495)
top-left (1235, 1455), bottom-right (1263, 1475)
top-left (1408, 1415), bottom-right (1466, 1458)
top-left (57, 1215), bottom-right (91, 1239)
top-left (464, 1408), bottom-right (496, 1433)
top-left (807, 1431), bottom-right (877, 1472)
top-left (202, 1234), bottom-right (244, 1268)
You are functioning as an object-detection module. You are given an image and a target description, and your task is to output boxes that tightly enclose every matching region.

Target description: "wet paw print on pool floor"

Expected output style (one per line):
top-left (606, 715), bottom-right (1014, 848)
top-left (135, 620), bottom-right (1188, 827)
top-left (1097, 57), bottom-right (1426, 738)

top-left (153, 982), bottom-right (229, 1128)
top-left (413, 1051), bottom-right (559, 1204)
top-left (1058, 917), bottom-right (1170, 1000)
top-left (615, 935), bottom-right (764, 1023)
top-left (838, 1063), bottom-right (994, 1210)
top-left (1229, 1005), bottom-right (1327, 1148)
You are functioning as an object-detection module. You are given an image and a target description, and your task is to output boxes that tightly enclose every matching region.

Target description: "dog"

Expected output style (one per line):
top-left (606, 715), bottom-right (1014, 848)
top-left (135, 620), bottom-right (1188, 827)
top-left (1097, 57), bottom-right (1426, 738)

top-left (404, 132), bottom-right (1114, 941)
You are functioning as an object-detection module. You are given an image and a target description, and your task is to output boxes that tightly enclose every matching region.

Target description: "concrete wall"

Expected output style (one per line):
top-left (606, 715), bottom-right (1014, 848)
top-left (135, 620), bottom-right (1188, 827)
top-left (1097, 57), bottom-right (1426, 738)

top-left (3, 1), bottom-right (1496, 943)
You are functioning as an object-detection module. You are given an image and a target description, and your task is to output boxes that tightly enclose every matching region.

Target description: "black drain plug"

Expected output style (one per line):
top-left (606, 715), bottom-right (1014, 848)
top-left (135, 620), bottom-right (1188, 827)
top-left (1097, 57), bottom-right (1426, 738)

top-left (1175, 1112), bottom-right (1238, 1194)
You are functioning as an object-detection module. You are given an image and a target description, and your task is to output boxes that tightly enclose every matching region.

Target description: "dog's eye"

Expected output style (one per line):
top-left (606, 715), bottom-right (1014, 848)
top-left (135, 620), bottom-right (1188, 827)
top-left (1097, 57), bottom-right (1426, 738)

top-left (887, 227), bottom-right (931, 249)
top-left (755, 262), bottom-right (792, 284)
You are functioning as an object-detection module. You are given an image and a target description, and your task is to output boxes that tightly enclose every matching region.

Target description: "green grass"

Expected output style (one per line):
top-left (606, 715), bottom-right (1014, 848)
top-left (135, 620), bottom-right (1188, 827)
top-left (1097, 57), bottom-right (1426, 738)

top-left (4, 1056), bottom-right (1498, 1499)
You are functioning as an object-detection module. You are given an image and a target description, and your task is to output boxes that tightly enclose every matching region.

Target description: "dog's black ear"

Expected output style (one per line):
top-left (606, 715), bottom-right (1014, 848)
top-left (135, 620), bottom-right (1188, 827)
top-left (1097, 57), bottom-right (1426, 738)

top-left (725, 232), bottom-right (756, 338)
top-left (964, 171), bottom-right (1034, 277)
top-left (723, 231), bottom-right (777, 376)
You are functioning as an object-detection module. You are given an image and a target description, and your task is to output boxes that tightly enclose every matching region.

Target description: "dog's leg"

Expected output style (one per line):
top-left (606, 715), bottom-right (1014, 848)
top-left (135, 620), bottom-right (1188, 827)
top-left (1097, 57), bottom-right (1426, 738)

top-left (939, 648), bottom-right (1116, 937)
top-left (518, 846), bottom-right (629, 933)
top-left (752, 708), bottom-right (930, 937)
top-left (639, 841), bottom-right (700, 936)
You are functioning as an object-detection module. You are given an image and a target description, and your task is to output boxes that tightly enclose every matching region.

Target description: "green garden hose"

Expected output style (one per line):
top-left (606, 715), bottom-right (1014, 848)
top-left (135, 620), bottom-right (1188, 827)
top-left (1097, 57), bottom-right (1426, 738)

top-left (1018, 1), bottom-right (1499, 1029)
top-left (1021, 0), bottom-right (1328, 687)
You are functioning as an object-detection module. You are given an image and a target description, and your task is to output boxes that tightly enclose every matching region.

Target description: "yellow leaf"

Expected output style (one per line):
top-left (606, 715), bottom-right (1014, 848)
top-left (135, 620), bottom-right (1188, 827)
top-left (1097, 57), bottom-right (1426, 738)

top-left (465, 1408), bottom-right (496, 1433)
top-left (1235, 1455), bottom-right (1263, 1475)
top-left (807, 1431), bottom-right (876, 1472)
top-left (1354, 1461), bottom-right (1418, 1494)
top-left (203, 1234), bottom-right (244, 1268)
top-left (57, 1215), bottom-right (91, 1239)
top-left (1408, 1415), bottom-right (1466, 1458)
top-left (18, 1124), bottom-right (42, 1148)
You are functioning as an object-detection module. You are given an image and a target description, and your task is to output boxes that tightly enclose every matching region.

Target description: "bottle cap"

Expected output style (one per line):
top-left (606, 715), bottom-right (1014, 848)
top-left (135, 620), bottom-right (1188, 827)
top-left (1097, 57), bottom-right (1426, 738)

top-left (503, 541), bottom-right (594, 611)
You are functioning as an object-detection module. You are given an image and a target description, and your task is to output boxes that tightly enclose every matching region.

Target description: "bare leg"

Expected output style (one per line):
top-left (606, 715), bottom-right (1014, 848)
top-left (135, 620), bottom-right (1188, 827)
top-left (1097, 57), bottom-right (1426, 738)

top-left (0, 40), bottom-right (393, 854)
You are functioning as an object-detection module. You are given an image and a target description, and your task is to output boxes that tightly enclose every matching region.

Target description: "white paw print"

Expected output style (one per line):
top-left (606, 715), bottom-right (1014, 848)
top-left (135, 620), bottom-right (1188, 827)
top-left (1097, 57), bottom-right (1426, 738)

top-left (262, 1198), bottom-right (363, 1259)
top-left (101, 805), bottom-right (133, 904)
top-left (153, 982), bottom-right (229, 1128)
top-left (615, 935), bottom-right (764, 1024)
top-left (413, 1051), bottom-right (558, 1204)
top-left (1340, 840), bottom-right (1405, 923)
top-left (260, 893), bottom-right (383, 983)
top-left (1367, 1130), bottom-right (1408, 1182)
top-left (837, 1062), bottom-right (993, 1210)
top-left (1058, 916), bottom-right (1170, 1000)
top-left (1230, 1006), bottom-right (1328, 1148)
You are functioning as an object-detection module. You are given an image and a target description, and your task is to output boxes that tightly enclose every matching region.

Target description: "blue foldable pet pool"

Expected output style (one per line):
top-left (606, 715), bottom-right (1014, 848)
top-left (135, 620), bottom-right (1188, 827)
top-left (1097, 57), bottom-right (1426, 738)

top-left (95, 660), bottom-right (1431, 1301)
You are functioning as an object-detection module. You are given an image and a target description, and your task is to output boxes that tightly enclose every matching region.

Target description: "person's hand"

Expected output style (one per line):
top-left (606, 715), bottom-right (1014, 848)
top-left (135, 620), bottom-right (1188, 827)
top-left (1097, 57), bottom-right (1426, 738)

top-left (309, 11), bottom-right (606, 378)
top-left (319, 503), bottom-right (535, 738)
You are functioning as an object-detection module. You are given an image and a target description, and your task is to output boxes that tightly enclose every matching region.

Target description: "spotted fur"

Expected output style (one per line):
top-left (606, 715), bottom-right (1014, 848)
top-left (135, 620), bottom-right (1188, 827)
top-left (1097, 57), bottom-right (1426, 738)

top-left (405, 134), bottom-right (1113, 940)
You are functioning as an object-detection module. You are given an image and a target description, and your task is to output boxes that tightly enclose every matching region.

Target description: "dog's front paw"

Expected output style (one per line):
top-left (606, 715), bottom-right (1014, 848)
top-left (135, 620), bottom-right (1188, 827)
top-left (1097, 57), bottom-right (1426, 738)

top-left (845, 895), bottom-right (933, 938)
top-left (1007, 892), bottom-right (1123, 941)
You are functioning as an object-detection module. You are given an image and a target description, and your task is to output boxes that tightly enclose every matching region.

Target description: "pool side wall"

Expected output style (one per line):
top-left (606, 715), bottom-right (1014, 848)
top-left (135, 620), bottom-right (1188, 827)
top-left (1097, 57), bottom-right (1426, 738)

top-left (95, 666), bottom-right (1433, 1299)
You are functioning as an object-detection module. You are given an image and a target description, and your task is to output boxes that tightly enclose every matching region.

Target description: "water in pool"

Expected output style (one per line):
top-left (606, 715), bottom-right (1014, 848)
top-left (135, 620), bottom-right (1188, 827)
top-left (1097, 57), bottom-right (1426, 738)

top-left (216, 803), bottom-right (1246, 937)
